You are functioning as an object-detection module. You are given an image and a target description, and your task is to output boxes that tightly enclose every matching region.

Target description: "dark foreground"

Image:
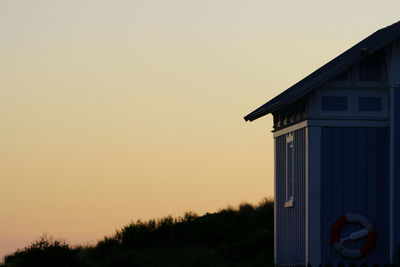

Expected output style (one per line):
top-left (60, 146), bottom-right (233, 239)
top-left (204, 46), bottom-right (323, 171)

top-left (1, 199), bottom-right (274, 267)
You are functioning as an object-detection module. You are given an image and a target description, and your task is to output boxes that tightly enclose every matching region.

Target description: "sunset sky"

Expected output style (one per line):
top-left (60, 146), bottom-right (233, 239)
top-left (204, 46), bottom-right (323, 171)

top-left (1, 0), bottom-right (400, 259)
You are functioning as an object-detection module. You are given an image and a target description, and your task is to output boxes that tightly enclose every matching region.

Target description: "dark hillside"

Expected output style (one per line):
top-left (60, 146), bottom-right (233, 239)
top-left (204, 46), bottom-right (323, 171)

top-left (1, 198), bottom-right (274, 267)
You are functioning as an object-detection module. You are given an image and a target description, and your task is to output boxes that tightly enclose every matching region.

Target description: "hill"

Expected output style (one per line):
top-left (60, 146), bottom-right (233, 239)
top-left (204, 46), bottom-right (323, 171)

top-left (1, 198), bottom-right (274, 267)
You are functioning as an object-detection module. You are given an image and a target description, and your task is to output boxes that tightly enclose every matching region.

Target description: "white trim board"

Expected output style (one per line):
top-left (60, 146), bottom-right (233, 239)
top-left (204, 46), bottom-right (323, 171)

top-left (273, 119), bottom-right (389, 137)
top-left (307, 119), bottom-right (389, 128)
top-left (305, 127), bottom-right (309, 266)
top-left (273, 121), bottom-right (308, 137)
top-left (306, 126), bottom-right (322, 266)
top-left (273, 138), bottom-right (277, 264)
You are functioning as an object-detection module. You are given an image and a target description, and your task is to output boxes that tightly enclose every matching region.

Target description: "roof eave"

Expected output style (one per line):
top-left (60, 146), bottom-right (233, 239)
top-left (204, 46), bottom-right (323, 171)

top-left (244, 21), bottom-right (400, 122)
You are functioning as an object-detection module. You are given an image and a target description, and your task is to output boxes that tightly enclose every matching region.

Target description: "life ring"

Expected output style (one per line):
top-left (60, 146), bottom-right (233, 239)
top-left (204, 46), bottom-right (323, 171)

top-left (330, 213), bottom-right (376, 258)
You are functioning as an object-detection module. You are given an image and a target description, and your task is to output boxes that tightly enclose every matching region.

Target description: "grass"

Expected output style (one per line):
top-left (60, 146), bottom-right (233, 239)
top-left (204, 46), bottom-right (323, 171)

top-left (1, 198), bottom-right (274, 267)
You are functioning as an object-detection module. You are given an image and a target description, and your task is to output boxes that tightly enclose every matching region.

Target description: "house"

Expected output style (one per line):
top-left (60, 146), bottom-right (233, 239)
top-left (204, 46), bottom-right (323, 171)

top-left (244, 21), bottom-right (400, 267)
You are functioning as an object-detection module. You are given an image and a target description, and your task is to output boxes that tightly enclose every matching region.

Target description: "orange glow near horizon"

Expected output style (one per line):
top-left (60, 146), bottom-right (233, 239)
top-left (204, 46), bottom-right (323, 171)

top-left (1, 0), bottom-right (400, 260)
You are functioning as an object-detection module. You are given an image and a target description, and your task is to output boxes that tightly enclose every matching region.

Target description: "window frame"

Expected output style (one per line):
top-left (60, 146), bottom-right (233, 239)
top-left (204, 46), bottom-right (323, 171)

top-left (285, 133), bottom-right (295, 208)
top-left (321, 96), bottom-right (348, 111)
top-left (358, 96), bottom-right (382, 111)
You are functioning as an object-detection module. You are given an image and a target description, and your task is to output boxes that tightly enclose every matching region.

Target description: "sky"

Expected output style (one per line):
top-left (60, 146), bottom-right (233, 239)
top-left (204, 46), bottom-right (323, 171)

top-left (1, 0), bottom-right (400, 260)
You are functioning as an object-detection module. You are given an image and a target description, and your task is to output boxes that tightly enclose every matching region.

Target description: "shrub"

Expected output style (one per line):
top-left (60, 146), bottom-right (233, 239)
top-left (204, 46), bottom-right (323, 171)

top-left (3, 234), bottom-right (81, 267)
top-left (1, 198), bottom-right (274, 267)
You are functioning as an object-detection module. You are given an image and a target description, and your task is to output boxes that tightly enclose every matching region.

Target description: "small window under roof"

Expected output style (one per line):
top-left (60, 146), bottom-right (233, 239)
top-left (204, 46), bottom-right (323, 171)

top-left (359, 97), bottom-right (381, 111)
top-left (322, 96), bottom-right (347, 111)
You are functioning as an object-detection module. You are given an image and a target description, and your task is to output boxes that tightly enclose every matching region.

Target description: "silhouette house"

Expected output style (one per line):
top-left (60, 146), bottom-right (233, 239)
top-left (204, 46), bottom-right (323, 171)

top-left (245, 21), bottom-right (400, 267)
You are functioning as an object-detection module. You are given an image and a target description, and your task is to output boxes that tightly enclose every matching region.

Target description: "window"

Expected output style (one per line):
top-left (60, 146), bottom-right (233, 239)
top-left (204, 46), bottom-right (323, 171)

top-left (359, 97), bottom-right (381, 111)
top-left (285, 133), bottom-right (294, 207)
top-left (321, 96), bottom-right (347, 111)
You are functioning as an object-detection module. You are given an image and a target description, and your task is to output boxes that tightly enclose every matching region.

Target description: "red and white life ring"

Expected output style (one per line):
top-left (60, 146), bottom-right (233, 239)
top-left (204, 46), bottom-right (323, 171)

top-left (330, 213), bottom-right (376, 258)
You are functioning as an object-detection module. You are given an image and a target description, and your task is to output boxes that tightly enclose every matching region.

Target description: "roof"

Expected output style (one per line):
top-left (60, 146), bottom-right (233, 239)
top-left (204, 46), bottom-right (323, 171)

top-left (244, 21), bottom-right (400, 122)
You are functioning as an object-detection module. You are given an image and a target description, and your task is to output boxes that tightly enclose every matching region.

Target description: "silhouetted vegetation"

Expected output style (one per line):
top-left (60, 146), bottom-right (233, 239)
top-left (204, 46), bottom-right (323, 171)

top-left (1, 198), bottom-right (274, 267)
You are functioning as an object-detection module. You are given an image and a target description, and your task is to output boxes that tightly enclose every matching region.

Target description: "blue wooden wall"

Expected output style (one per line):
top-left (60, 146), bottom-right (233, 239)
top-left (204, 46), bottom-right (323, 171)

top-left (394, 88), bottom-right (400, 263)
top-left (275, 128), bottom-right (306, 264)
top-left (320, 127), bottom-right (390, 265)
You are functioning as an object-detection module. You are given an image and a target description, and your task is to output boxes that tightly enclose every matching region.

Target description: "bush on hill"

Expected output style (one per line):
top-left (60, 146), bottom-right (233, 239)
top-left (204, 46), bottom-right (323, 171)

top-left (1, 198), bottom-right (274, 267)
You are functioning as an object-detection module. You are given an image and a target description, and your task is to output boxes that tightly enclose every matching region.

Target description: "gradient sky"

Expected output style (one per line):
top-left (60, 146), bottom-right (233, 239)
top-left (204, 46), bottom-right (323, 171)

top-left (1, 0), bottom-right (400, 260)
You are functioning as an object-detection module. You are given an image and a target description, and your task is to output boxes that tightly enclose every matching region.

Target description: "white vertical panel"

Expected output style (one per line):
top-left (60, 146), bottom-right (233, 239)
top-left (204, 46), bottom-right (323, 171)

top-left (306, 126), bottom-right (321, 266)
top-left (274, 137), bottom-right (277, 265)
top-left (388, 38), bottom-right (400, 264)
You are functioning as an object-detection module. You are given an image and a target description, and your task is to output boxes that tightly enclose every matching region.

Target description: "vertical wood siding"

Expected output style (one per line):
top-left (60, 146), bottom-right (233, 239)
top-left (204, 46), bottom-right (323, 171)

top-left (275, 128), bottom-right (306, 264)
top-left (394, 88), bottom-right (400, 263)
top-left (320, 127), bottom-right (390, 266)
